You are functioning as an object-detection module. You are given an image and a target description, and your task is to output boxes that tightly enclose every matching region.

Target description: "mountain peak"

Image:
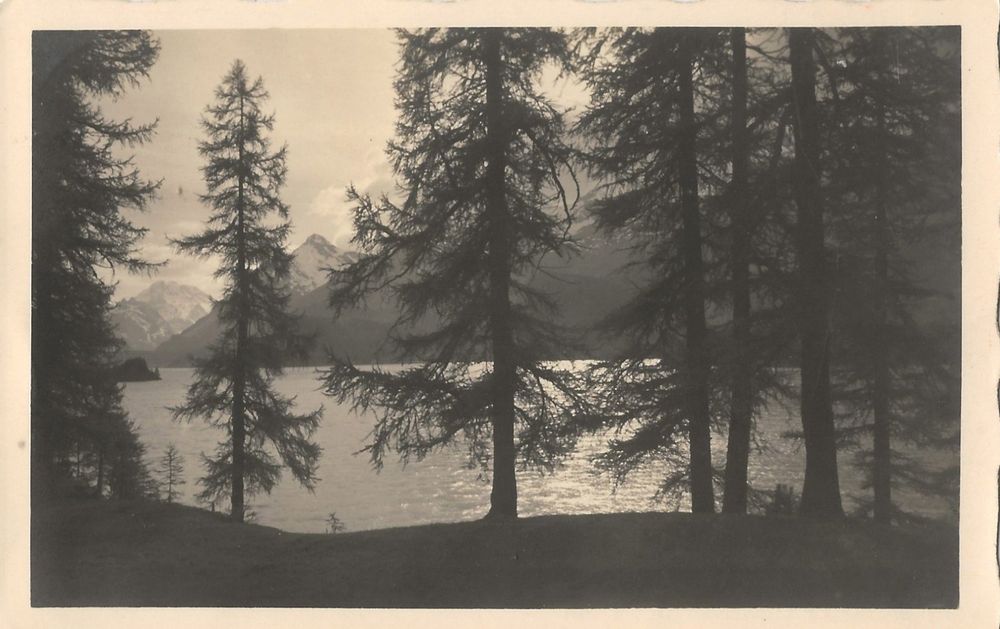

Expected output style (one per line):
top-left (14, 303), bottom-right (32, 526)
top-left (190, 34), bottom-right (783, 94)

top-left (288, 234), bottom-right (359, 296)
top-left (301, 233), bottom-right (336, 251)
top-left (115, 280), bottom-right (214, 350)
top-left (136, 280), bottom-right (212, 301)
top-left (144, 279), bottom-right (182, 291)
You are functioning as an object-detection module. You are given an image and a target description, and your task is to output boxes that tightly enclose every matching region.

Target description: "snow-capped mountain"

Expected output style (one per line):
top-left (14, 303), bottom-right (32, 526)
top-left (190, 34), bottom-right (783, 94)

top-left (111, 299), bottom-right (177, 351)
top-left (287, 233), bottom-right (359, 295)
top-left (112, 281), bottom-right (213, 350)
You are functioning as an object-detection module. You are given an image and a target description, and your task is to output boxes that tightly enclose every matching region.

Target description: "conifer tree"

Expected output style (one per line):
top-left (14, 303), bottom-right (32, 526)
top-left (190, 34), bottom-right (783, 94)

top-left (318, 28), bottom-right (587, 519)
top-left (105, 415), bottom-right (159, 500)
top-left (157, 444), bottom-right (186, 503)
top-left (820, 27), bottom-right (961, 522)
top-left (575, 27), bottom-right (729, 513)
top-left (788, 27), bottom-right (843, 518)
top-left (716, 29), bottom-right (802, 513)
top-left (171, 60), bottom-right (322, 522)
top-left (722, 27), bottom-right (754, 513)
top-left (32, 30), bottom-right (160, 500)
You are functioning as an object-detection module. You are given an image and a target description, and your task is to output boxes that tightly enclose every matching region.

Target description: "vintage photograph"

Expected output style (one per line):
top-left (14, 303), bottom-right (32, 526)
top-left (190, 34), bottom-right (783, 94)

top-left (29, 25), bottom-right (962, 608)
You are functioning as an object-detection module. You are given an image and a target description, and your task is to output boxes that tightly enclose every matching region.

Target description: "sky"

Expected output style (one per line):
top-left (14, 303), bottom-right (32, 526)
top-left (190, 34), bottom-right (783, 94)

top-left (98, 29), bottom-right (588, 301)
top-left (101, 29), bottom-right (402, 299)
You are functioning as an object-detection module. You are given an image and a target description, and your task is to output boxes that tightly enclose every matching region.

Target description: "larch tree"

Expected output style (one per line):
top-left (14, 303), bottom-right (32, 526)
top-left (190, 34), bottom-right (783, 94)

top-left (716, 28), bottom-right (801, 513)
top-left (318, 28), bottom-right (587, 520)
top-left (31, 30), bottom-right (161, 500)
top-left (171, 60), bottom-right (322, 522)
top-left (575, 27), bottom-right (729, 513)
top-left (157, 443), bottom-right (186, 503)
top-left (820, 27), bottom-right (961, 522)
top-left (722, 27), bottom-right (754, 513)
top-left (788, 27), bottom-right (843, 518)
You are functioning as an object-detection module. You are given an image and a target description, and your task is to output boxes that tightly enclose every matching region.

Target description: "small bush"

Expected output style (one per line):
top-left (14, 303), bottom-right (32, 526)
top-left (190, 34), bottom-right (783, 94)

top-left (766, 483), bottom-right (798, 515)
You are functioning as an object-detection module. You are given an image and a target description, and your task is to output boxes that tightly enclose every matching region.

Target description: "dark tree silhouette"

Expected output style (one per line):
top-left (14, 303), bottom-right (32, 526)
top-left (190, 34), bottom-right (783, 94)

top-left (31, 30), bottom-right (160, 500)
top-left (788, 27), bottom-right (843, 518)
top-left (157, 444), bottom-right (186, 503)
top-left (575, 27), bottom-right (729, 513)
top-left (171, 60), bottom-right (322, 522)
top-left (713, 29), bottom-right (802, 513)
top-left (722, 27), bottom-right (755, 513)
top-left (318, 28), bottom-right (587, 520)
top-left (820, 27), bottom-right (961, 522)
top-left (105, 415), bottom-right (159, 500)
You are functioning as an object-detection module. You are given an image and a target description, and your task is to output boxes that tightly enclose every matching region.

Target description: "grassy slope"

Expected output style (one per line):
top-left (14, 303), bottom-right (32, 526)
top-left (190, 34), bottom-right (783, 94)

top-left (31, 498), bottom-right (958, 608)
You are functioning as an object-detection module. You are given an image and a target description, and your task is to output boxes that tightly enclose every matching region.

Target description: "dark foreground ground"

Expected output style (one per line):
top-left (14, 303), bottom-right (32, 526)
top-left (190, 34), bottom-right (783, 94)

top-left (31, 498), bottom-right (958, 608)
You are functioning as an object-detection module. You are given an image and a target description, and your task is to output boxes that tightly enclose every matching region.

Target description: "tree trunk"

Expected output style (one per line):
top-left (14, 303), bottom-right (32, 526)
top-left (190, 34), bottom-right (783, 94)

top-left (677, 31), bottom-right (715, 514)
top-left (483, 28), bottom-right (518, 520)
top-left (723, 27), bottom-right (753, 514)
top-left (232, 329), bottom-right (247, 522)
top-left (231, 89), bottom-right (248, 523)
top-left (789, 28), bottom-right (843, 518)
top-left (95, 447), bottom-right (104, 498)
top-left (167, 458), bottom-right (174, 503)
top-left (872, 54), bottom-right (892, 523)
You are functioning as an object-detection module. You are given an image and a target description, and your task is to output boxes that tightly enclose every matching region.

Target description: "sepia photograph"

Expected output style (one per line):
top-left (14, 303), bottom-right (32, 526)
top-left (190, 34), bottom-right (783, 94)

top-left (4, 0), bottom-right (998, 625)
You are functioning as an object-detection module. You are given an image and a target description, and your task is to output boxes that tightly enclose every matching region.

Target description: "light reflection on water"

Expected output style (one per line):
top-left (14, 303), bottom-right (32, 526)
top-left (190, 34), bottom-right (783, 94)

top-left (123, 365), bottom-right (956, 533)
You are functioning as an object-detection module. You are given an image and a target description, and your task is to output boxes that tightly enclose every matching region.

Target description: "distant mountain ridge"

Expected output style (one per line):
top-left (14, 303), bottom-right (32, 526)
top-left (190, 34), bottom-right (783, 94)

top-left (131, 221), bottom-right (959, 369)
top-left (145, 231), bottom-right (636, 367)
top-left (112, 280), bottom-right (213, 351)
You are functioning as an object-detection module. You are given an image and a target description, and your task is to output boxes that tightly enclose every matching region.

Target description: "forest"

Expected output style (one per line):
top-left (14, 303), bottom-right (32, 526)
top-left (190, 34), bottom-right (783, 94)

top-left (30, 26), bottom-right (961, 607)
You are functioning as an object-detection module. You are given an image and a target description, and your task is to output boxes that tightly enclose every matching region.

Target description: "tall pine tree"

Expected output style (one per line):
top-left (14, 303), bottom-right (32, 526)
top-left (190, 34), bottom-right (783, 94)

top-left (32, 31), bottom-right (160, 500)
top-left (722, 27), bottom-right (754, 513)
top-left (820, 27), bottom-right (961, 522)
top-left (171, 60), bottom-right (322, 522)
top-left (318, 28), bottom-right (587, 519)
top-left (716, 29), bottom-right (801, 513)
top-left (575, 27), bottom-right (729, 513)
top-left (788, 27), bottom-right (843, 517)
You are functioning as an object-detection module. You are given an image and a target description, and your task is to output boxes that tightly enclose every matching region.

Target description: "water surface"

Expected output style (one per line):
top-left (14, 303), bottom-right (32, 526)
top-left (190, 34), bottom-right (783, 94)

top-left (123, 366), bottom-right (955, 533)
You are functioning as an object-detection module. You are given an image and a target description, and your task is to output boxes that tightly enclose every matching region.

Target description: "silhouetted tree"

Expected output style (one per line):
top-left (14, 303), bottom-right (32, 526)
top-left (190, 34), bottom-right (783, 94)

top-left (31, 30), bottom-right (160, 500)
top-left (105, 416), bottom-right (159, 500)
top-left (820, 27), bottom-right (961, 522)
top-left (157, 444), bottom-right (186, 503)
top-left (171, 60), bottom-right (322, 522)
top-left (575, 27), bottom-right (729, 513)
top-left (319, 28), bottom-right (587, 519)
top-left (788, 27), bottom-right (843, 518)
top-left (714, 29), bottom-right (801, 513)
top-left (722, 27), bottom-right (754, 513)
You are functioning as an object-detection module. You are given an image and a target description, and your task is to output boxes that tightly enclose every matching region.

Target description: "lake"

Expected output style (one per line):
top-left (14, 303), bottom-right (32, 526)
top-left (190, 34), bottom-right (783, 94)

top-left (123, 366), bottom-right (956, 533)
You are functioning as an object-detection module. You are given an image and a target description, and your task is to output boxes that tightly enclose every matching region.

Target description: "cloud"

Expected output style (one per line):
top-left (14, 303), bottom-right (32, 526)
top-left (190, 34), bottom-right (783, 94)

top-left (139, 242), bottom-right (175, 266)
top-left (166, 220), bottom-right (206, 237)
top-left (308, 186), bottom-right (357, 250)
top-left (309, 147), bottom-right (395, 249)
top-left (102, 230), bottom-right (228, 300)
top-left (101, 254), bottom-right (223, 302)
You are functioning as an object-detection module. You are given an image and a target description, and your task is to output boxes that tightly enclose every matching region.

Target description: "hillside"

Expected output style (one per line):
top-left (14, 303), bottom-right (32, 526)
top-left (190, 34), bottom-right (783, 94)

top-left (32, 497), bottom-right (958, 608)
